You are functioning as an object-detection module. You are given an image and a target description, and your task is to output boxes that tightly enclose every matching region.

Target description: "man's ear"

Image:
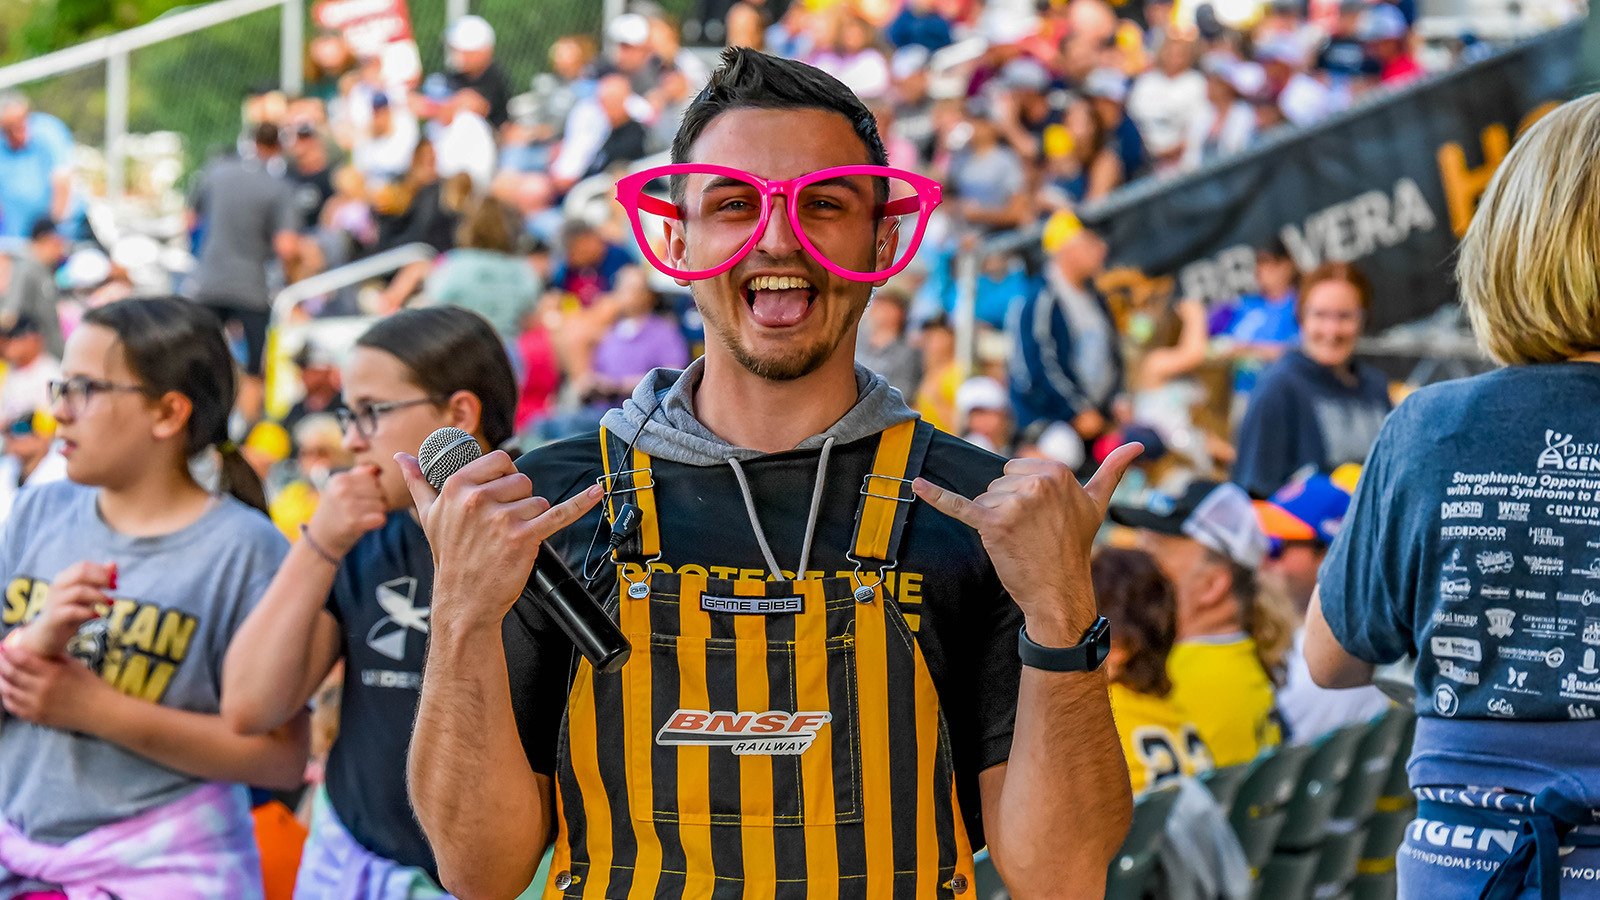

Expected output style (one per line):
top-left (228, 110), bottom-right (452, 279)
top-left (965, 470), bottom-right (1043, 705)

top-left (870, 218), bottom-right (901, 288)
top-left (444, 390), bottom-right (485, 442)
top-left (664, 219), bottom-right (691, 288)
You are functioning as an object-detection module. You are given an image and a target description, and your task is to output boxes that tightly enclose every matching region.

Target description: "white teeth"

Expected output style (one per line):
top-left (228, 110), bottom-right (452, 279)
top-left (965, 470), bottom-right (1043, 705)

top-left (746, 275), bottom-right (813, 292)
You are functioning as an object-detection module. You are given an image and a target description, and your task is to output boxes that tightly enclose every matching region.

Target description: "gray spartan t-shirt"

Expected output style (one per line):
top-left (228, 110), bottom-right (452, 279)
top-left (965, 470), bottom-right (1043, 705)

top-left (0, 480), bottom-right (287, 844)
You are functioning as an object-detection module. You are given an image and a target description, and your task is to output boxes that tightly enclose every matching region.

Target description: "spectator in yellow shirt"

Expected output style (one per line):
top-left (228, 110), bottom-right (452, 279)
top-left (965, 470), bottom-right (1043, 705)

top-left (1110, 479), bottom-right (1289, 766)
top-left (1094, 546), bottom-right (1215, 793)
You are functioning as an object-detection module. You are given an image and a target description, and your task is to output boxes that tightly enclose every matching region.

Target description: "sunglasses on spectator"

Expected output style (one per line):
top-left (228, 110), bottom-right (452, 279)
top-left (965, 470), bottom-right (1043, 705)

top-left (614, 163), bottom-right (942, 282)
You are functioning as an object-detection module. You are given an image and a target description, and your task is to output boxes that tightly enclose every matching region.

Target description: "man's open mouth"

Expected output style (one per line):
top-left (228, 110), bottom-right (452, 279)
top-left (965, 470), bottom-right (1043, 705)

top-left (742, 274), bottom-right (818, 328)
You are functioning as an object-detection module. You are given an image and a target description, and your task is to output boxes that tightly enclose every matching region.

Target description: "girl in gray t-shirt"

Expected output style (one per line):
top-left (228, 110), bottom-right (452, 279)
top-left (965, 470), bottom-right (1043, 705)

top-left (0, 297), bottom-right (299, 898)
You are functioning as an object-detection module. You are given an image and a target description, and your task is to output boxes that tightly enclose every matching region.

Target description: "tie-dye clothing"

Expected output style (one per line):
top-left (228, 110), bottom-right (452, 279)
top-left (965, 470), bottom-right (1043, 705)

top-left (294, 788), bottom-right (450, 900)
top-left (0, 782), bottom-right (262, 899)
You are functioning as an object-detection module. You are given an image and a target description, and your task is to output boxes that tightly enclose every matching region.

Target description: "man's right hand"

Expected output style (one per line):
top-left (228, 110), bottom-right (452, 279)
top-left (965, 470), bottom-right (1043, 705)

top-left (395, 450), bottom-right (603, 627)
top-left (305, 464), bottom-right (389, 558)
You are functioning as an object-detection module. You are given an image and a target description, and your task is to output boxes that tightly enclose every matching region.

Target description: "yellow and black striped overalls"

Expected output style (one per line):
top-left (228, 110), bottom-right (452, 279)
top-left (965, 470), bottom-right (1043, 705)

top-left (544, 419), bottom-right (978, 898)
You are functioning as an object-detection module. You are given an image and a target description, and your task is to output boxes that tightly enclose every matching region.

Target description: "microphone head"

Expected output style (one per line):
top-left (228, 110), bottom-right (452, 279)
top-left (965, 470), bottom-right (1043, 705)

top-left (418, 427), bottom-right (483, 491)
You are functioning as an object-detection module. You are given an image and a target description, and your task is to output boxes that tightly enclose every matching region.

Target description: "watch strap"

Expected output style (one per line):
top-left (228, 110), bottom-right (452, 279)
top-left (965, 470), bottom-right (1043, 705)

top-left (1017, 616), bottom-right (1111, 672)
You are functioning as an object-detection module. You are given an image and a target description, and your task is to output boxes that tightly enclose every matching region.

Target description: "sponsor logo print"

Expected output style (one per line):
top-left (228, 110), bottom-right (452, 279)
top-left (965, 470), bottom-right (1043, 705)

top-left (1442, 548), bottom-right (1468, 573)
top-left (1556, 590), bottom-right (1600, 607)
top-left (1430, 636), bottom-right (1482, 662)
top-left (1410, 818), bottom-right (1517, 854)
top-left (1441, 501), bottom-right (1483, 519)
top-left (1560, 673), bottom-right (1600, 701)
top-left (655, 709), bottom-right (832, 755)
top-left (1487, 697), bottom-right (1516, 717)
top-left (1530, 527), bottom-right (1565, 548)
top-left (1485, 609), bottom-right (1516, 638)
top-left (1581, 648), bottom-right (1600, 676)
top-left (1519, 614), bottom-right (1577, 641)
top-left (1584, 619), bottom-right (1600, 646)
top-left (700, 594), bottom-right (804, 615)
top-left (1437, 660), bottom-right (1480, 685)
top-left (1525, 555), bottom-right (1565, 576)
top-left (1434, 611), bottom-right (1479, 629)
top-left (1538, 430), bottom-right (1600, 472)
top-left (1517, 588), bottom-right (1547, 601)
top-left (1441, 525), bottom-right (1505, 540)
top-left (365, 577), bottom-right (429, 662)
top-left (1440, 577), bottom-right (1472, 600)
top-left (1548, 648), bottom-right (1566, 668)
top-left (1476, 551), bottom-right (1514, 575)
top-left (1505, 667), bottom-right (1528, 688)
top-left (1570, 703), bottom-right (1597, 720)
top-left (1497, 647), bottom-right (1553, 668)
top-left (1498, 502), bottom-right (1530, 522)
top-left (1434, 684), bottom-right (1459, 717)
top-left (1480, 586), bottom-right (1510, 600)
top-left (1574, 559), bottom-right (1600, 580)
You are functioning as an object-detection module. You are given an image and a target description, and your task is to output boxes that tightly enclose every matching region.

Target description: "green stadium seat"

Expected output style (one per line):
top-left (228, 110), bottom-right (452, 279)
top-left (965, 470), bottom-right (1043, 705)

top-left (1331, 709), bottom-right (1407, 824)
top-left (1201, 762), bottom-right (1253, 811)
top-left (1313, 825), bottom-right (1370, 900)
top-left (1105, 783), bottom-right (1183, 900)
top-left (1258, 849), bottom-right (1320, 900)
top-left (1227, 743), bottom-right (1314, 876)
top-left (1275, 724), bottom-right (1368, 851)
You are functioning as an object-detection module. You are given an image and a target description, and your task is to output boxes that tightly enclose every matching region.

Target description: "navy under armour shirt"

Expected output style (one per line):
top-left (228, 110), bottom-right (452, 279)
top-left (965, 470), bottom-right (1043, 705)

top-left (323, 511), bottom-right (440, 879)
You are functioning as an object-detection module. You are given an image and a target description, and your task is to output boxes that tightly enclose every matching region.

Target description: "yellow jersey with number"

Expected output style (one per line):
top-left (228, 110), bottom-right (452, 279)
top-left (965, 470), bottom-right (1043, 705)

top-left (1167, 637), bottom-right (1281, 768)
top-left (1109, 682), bottom-right (1215, 793)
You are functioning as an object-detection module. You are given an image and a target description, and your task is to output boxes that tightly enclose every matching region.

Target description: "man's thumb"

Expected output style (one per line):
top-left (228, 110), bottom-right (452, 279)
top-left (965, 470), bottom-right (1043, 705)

top-left (394, 453), bottom-right (437, 518)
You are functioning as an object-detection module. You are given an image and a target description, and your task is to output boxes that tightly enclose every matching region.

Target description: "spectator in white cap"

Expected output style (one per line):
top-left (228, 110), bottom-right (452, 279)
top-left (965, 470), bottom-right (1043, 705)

top-left (1127, 37), bottom-right (1206, 174)
top-left (955, 376), bottom-right (1013, 454)
top-left (1256, 34), bottom-right (1333, 126)
top-left (1181, 56), bottom-right (1258, 171)
top-left (443, 14), bottom-right (511, 130)
top-left (1361, 4), bottom-right (1423, 85)
top-left (1082, 67), bottom-right (1148, 179)
top-left (603, 13), bottom-right (659, 97)
top-left (808, 11), bottom-right (891, 101)
top-left (1109, 479), bottom-right (1289, 767)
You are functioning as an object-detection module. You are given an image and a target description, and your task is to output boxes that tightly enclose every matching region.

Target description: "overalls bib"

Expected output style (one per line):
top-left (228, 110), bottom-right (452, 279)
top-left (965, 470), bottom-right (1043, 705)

top-left (544, 420), bottom-right (977, 899)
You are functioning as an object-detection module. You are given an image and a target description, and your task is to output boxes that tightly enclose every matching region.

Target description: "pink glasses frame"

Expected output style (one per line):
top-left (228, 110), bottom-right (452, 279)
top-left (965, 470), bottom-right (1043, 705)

top-left (614, 163), bottom-right (943, 283)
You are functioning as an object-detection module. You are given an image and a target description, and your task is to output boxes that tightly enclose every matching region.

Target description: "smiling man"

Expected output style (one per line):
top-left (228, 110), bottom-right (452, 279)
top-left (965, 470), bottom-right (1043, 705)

top-left (402, 48), bottom-right (1136, 899)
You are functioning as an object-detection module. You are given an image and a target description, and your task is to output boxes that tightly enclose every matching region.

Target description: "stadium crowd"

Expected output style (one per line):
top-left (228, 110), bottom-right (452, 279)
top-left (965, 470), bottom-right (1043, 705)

top-left (0, 0), bottom-right (1533, 895)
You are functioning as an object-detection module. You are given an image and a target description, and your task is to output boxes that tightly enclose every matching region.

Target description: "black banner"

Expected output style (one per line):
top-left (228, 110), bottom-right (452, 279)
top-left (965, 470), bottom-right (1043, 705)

top-left (1080, 22), bottom-right (1587, 333)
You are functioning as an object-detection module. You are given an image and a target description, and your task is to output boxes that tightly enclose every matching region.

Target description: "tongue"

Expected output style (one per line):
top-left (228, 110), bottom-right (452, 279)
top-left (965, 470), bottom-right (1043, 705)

top-left (749, 289), bottom-right (812, 328)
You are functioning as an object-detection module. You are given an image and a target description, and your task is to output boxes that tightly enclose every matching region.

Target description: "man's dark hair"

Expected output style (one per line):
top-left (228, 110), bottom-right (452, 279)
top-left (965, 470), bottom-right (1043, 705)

top-left (253, 121), bottom-right (281, 151)
top-left (669, 47), bottom-right (887, 205)
top-left (28, 218), bottom-right (57, 243)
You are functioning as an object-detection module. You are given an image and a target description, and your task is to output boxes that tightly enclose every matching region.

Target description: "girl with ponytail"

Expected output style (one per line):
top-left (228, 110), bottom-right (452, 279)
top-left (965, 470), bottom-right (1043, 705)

top-left (0, 296), bottom-right (305, 898)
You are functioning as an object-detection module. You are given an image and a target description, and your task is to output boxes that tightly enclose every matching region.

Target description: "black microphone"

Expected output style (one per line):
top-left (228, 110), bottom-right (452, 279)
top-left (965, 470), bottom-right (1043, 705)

top-left (418, 428), bottom-right (631, 674)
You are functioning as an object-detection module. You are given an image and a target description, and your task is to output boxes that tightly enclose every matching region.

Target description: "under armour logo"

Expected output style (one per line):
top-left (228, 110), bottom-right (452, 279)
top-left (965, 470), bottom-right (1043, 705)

top-left (366, 577), bottom-right (430, 661)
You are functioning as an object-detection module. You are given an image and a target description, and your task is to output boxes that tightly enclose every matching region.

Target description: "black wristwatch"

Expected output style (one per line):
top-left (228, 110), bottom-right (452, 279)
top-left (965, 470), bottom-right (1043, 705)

top-left (1017, 616), bottom-right (1111, 672)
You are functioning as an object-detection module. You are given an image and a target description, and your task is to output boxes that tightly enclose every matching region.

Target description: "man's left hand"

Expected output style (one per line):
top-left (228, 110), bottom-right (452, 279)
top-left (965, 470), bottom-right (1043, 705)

top-left (0, 642), bottom-right (113, 733)
top-left (913, 443), bottom-right (1143, 645)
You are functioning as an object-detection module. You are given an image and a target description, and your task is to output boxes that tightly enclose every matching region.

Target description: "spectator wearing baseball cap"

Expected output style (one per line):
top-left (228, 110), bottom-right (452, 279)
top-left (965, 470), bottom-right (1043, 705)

top-left (1007, 210), bottom-right (1123, 443)
top-left (1255, 465), bottom-right (1391, 744)
top-left (0, 314), bottom-right (61, 425)
top-left (1182, 56), bottom-right (1258, 171)
top-left (955, 376), bottom-right (1013, 454)
top-left (1082, 67), bottom-right (1149, 180)
top-left (443, 15), bottom-right (511, 130)
top-left (1127, 38), bottom-right (1206, 173)
top-left (1109, 479), bottom-right (1288, 766)
top-left (1256, 34), bottom-right (1335, 126)
top-left (0, 407), bottom-right (65, 526)
top-left (1360, 4), bottom-right (1424, 85)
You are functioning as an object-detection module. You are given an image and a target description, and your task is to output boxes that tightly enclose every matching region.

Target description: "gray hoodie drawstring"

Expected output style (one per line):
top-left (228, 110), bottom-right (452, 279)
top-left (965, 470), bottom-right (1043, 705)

top-left (726, 435), bottom-right (836, 581)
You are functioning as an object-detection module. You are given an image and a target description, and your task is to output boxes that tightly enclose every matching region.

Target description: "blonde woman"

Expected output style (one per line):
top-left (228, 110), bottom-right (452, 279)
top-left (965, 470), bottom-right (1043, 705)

top-left (1306, 94), bottom-right (1600, 899)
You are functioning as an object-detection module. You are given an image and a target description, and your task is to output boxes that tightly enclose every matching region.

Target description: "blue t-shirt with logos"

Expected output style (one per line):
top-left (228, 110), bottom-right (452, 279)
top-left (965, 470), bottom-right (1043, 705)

top-left (1318, 362), bottom-right (1600, 895)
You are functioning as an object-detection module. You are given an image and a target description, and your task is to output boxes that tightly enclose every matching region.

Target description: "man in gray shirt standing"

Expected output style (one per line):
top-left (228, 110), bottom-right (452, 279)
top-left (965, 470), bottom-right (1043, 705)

top-left (185, 122), bottom-right (298, 421)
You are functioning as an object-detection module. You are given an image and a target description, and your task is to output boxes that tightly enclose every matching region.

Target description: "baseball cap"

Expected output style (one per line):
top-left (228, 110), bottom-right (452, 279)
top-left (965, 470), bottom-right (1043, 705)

top-left (447, 15), bottom-right (496, 52)
top-left (60, 248), bottom-right (112, 291)
top-left (1256, 35), bottom-right (1304, 66)
top-left (1110, 479), bottom-right (1270, 569)
top-left (1000, 58), bottom-right (1053, 93)
top-left (1253, 466), bottom-right (1358, 546)
top-left (293, 339), bottom-right (339, 370)
top-left (956, 377), bottom-right (1010, 420)
top-left (1041, 209), bottom-right (1085, 253)
top-left (607, 13), bottom-right (651, 47)
top-left (1092, 424), bottom-right (1167, 465)
top-left (1360, 4), bottom-right (1408, 41)
top-left (1082, 68), bottom-right (1129, 103)
top-left (6, 410), bottom-right (54, 439)
top-left (891, 46), bottom-right (931, 81)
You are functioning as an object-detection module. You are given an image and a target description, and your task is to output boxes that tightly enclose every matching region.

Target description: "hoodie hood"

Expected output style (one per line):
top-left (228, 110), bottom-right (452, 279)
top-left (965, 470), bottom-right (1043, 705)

top-left (598, 358), bottom-right (919, 465)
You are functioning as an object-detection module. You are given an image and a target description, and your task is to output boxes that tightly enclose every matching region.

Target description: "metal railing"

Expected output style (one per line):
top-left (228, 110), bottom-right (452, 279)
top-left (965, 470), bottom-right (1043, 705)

top-left (271, 241), bottom-right (438, 323)
top-left (0, 0), bottom-right (305, 200)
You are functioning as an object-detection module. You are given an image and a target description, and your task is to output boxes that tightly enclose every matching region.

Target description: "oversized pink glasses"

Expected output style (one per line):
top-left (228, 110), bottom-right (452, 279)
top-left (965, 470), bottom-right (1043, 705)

top-left (614, 163), bottom-right (942, 282)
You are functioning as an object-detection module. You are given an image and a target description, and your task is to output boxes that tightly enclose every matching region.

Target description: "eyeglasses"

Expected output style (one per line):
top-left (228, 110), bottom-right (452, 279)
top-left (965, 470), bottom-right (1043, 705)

top-left (47, 376), bottom-right (148, 414)
top-left (614, 163), bottom-right (942, 282)
top-left (335, 397), bottom-right (441, 440)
